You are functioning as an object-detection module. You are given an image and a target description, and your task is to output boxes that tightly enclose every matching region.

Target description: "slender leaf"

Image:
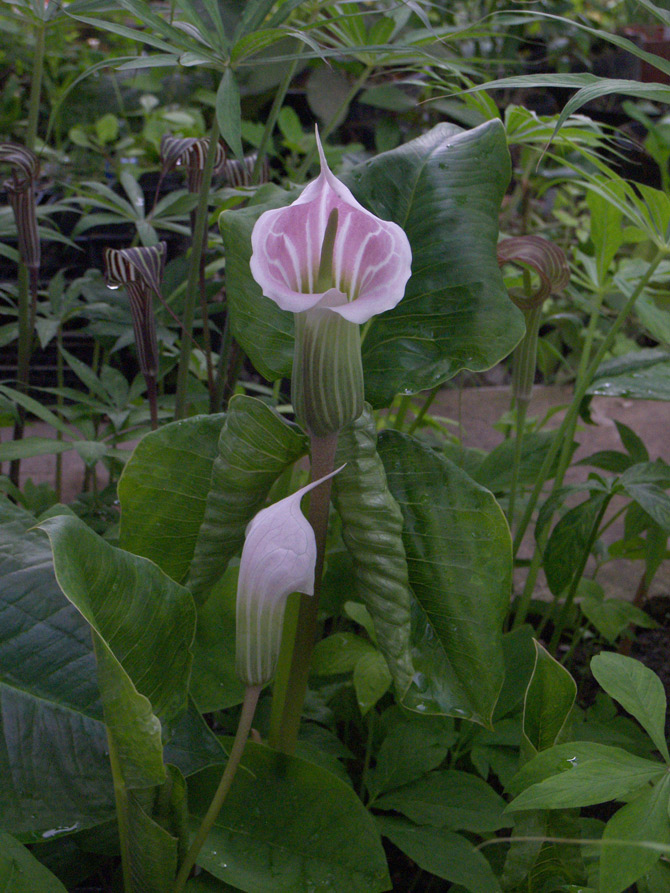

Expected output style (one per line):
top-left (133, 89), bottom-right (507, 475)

top-left (216, 69), bottom-right (243, 160)
top-left (522, 641), bottom-right (576, 760)
top-left (377, 816), bottom-right (502, 893)
top-left (591, 653), bottom-right (670, 762)
top-left (507, 742), bottom-right (665, 811)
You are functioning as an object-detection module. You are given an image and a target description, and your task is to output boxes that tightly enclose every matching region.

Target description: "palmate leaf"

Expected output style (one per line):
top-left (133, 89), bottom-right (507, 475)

top-left (377, 431), bottom-right (511, 726)
top-left (221, 121), bottom-right (523, 407)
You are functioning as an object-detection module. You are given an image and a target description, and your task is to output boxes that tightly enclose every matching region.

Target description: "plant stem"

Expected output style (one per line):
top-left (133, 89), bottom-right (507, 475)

top-left (26, 21), bottom-right (45, 149)
top-left (407, 385), bottom-right (439, 435)
top-left (514, 251), bottom-right (663, 556)
top-left (9, 265), bottom-right (32, 487)
top-left (55, 325), bottom-right (64, 501)
top-left (174, 117), bottom-right (220, 419)
top-left (251, 46), bottom-right (302, 184)
top-left (393, 394), bottom-right (412, 431)
top-left (511, 251), bottom-right (664, 628)
top-left (268, 433), bottom-right (338, 753)
top-left (104, 725), bottom-right (132, 893)
top-left (294, 64), bottom-right (374, 181)
top-left (173, 685), bottom-right (261, 893)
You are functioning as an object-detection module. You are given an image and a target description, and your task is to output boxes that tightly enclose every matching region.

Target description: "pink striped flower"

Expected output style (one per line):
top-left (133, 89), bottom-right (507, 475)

top-left (250, 132), bottom-right (411, 325)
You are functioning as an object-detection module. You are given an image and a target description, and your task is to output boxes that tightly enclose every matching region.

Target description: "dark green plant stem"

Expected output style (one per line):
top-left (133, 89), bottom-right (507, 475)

top-left (511, 251), bottom-right (664, 628)
top-left (174, 117), bottom-right (220, 419)
top-left (407, 385), bottom-right (440, 435)
top-left (393, 394), bottom-right (412, 431)
top-left (173, 685), bottom-right (261, 893)
top-left (508, 302), bottom-right (541, 529)
top-left (26, 21), bottom-right (45, 149)
top-left (11, 19), bottom-right (45, 486)
top-left (55, 326), bottom-right (64, 501)
top-left (359, 709), bottom-right (375, 802)
top-left (198, 256), bottom-right (215, 404)
top-left (146, 375), bottom-right (158, 430)
top-left (269, 432), bottom-right (338, 753)
top-left (107, 730), bottom-right (132, 893)
top-left (294, 64), bottom-right (374, 181)
top-left (251, 45), bottom-right (302, 184)
top-left (546, 496), bottom-right (611, 653)
top-left (212, 315), bottom-right (245, 412)
top-left (9, 265), bottom-right (31, 487)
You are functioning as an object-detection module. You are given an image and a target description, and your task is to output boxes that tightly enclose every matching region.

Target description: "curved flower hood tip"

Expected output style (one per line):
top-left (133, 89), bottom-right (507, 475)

top-left (236, 465), bottom-right (344, 686)
top-left (250, 130), bottom-right (412, 325)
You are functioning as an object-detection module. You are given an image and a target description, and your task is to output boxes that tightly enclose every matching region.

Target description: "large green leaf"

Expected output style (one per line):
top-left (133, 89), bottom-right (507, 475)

top-left (190, 743), bottom-right (391, 892)
top-left (39, 515), bottom-right (196, 787)
top-left (0, 498), bottom-right (115, 839)
top-left (118, 414), bottom-right (227, 582)
top-left (221, 122), bottom-right (523, 406)
top-left (331, 408), bottom-right (414, 697)
top-left (0, 833), bottom-right (68, 892)
top-left (349, 120), bottom-right (521, 405)
top-left (187, 395), bottom-right (307, 601)
top-left (377, 431), bottom-right (511, 726)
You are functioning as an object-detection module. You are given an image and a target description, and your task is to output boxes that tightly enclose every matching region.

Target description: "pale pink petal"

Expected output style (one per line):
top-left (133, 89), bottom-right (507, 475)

top-left (249, 129), bottom-right (412, 322)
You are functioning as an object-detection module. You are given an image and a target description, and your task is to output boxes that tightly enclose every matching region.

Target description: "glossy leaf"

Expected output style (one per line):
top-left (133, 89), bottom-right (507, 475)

top-left (374, 769), bottom-right (510, 833)
top-left (119, 414), bottom-right (227, 582)
top-left (216, 69), bottom-right (243, 160)
top-left (377, 816), bottom-right (502, 893)
top-left (331, 408), bottom-right (414, 697)
top-left (587, 349), bottom-right (670, 401)
top-left (188, 396), bottom-right (307, 600)
top-left (378, 430), bottom-right (510, 726)
top-left (222, 121), bottom-right (523, 405)
top-left (507, 742), bottom-right (665, 811)
top-left (522, 641), bottom-right (576, 760)
top-left (190, 743), bottom-right (391, 892)
top-left (0, 498), bottom-right (115, 839)
top-left (39, 515), bottom-right (196, 787)
top-left (0, 833), bottom-right (68, 892)
top-left (599, 775), bottom-right (670, 893)
top-left (591, 653), bottom-right (670, 762)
